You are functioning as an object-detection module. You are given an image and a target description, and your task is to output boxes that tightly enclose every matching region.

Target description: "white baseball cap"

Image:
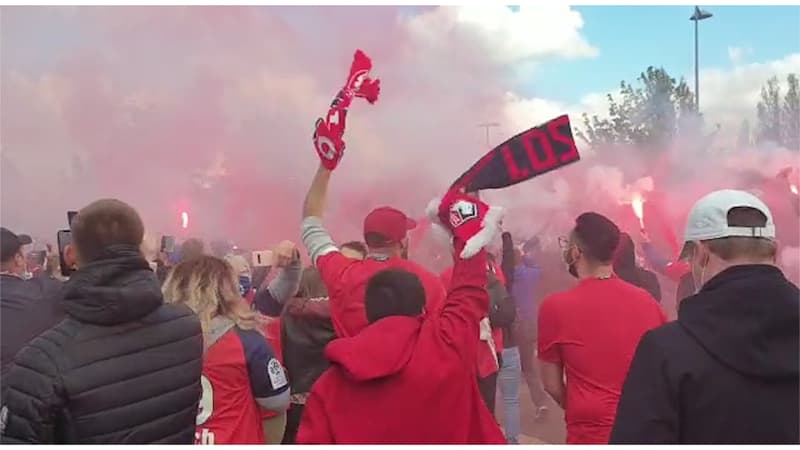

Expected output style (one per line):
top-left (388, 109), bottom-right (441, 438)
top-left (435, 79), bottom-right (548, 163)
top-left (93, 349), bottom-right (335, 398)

top-left (679, 189), bottom-right (775, 259)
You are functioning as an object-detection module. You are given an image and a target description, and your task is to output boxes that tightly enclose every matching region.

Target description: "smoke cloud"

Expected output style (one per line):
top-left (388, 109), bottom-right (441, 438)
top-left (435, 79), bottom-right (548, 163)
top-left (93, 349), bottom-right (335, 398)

top-left (2, 6), bottom-right (798, 276)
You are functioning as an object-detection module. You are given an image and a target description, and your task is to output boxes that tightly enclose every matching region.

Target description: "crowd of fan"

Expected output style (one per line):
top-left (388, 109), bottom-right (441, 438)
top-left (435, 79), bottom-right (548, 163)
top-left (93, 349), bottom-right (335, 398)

top-left (0, 162), bottom-right (798, 444)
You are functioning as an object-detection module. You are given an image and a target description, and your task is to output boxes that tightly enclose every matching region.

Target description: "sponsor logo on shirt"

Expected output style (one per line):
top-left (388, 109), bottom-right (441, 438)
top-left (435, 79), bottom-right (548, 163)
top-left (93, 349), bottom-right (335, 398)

top-left (267, 358), bottom-right (288, 389)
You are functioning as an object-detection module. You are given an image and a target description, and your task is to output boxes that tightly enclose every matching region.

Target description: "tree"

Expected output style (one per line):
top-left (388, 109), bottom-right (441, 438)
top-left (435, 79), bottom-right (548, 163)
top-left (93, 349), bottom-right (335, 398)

top-left (576, 66), bottom-right (698, 151)
top-left (755, 73), bottom-right (800, 150)
top-left (756, 76), bottom-right (782, 146)
top-left (782, 73), bottom-right (799, 151)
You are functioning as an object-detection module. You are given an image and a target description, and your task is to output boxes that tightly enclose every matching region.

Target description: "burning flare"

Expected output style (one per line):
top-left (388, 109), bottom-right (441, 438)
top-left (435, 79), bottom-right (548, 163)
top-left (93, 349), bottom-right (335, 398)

top-left (181, 211), bottom-right (189, 229)
top-left (631, 193), bottom-right (645, 229)
top-left (791, 184), bottom-right (798, 195)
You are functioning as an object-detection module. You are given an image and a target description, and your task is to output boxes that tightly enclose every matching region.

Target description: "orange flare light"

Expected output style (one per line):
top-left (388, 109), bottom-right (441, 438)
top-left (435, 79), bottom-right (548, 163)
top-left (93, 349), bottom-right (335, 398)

top-left (181, 211), bottom-right (189, 229)
top-left (631, 193), bottom-right (645, 229)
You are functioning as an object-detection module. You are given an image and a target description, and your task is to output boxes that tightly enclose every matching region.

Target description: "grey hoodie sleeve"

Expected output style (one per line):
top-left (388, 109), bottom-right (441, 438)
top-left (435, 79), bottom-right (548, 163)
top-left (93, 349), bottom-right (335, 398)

top-left (301, 216), bottom-right (339, 266)
top-left (267, 257), bottom-right (302, 305)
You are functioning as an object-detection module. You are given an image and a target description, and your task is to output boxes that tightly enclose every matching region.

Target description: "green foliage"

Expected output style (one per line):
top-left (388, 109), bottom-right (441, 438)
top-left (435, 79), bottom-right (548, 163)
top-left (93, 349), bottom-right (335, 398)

top-left (576, 66), bottom-right (698, 151)
top-left (755, 73), bottom-right (799, 150)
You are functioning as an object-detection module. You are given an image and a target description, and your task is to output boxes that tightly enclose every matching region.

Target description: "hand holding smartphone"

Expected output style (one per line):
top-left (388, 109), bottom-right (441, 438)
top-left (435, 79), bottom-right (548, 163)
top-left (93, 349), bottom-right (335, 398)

top-left (57, 229), bottom-right (74, 277)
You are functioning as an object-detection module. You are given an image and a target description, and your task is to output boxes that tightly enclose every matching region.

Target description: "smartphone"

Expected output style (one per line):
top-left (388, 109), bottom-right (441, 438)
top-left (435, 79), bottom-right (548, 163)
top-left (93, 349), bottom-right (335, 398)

top-left (251, 250), bottom-right (274, 267)
top-left (57, 229), bottom-right (73, 277)
top-left (161, 235), bottom-right (176, 254)
top-left (67, 211), bottom-right (78, 227)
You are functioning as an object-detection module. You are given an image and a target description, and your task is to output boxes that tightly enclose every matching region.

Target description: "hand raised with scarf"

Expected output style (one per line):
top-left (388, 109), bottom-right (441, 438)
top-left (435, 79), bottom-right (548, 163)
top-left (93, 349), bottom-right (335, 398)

top-left (313, 50), bottom-right (380, 171)
top-left (426, 190), bottom-right (505, 259)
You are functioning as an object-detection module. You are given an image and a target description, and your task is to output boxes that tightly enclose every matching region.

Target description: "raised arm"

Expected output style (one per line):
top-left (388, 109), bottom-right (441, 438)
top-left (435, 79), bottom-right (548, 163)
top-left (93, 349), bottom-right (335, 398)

top-left (436, 240), bottom-right (489, 364)
top-left (301, 165), bottom-right (341, 267)
top-left (252, 242), bottom-right (303, 317)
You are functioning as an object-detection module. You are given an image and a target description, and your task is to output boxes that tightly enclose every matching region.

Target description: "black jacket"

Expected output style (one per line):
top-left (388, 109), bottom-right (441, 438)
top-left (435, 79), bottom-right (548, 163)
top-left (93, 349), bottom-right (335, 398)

top-left (1, 274), bottom-right (64, 380)
top-left (1, 246), bottom-right (203, 444)
top-left (613, 234), bottom-right (662, 303)
top-left (611, 265), bottom-right (799, 444)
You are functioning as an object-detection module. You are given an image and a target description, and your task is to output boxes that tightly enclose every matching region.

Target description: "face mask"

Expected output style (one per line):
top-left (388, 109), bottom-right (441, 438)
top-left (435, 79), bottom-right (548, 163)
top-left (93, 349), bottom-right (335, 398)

top-left (690, 246), bottom-right (707, 294)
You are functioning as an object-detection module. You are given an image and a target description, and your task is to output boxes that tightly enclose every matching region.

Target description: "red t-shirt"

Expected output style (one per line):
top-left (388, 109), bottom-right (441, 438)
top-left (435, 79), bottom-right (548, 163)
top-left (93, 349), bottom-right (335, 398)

top-left (196, 327), bottom-right (289, 444)
top-left (316, 252), bottom-right (447, 338)
top-left (537, 276), bottom-right (667, 444)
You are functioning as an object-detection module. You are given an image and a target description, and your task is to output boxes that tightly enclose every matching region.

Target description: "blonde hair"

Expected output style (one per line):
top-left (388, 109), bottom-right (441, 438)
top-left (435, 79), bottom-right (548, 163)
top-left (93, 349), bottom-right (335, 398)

top-left (163, 255), bottom-right (257, 340)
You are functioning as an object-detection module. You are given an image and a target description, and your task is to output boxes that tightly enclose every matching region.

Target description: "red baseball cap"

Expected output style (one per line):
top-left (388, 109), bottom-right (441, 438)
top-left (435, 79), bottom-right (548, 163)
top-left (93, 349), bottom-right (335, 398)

top-left (363, 207), bottom-right (417, 244)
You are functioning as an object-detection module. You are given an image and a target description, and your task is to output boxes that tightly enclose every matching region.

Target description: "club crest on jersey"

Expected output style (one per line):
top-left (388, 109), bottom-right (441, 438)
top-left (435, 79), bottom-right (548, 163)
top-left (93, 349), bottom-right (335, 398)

top-left (449, 200), bottom-right (478, 228)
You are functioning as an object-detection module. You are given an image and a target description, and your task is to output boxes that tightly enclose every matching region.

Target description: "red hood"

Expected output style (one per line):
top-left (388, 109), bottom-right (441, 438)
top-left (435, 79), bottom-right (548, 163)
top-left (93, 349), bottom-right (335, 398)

top-left (324, 316), bottom-right (422, 381)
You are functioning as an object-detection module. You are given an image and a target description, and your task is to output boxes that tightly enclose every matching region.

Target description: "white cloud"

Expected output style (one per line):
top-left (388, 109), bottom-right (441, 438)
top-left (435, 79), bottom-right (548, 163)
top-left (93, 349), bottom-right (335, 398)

top-left (700, 53), bottom-right (800, 129)
top-left (406, 4), bottom-right (598, 64)
top-left (501, 90), bottom-right (609, 136)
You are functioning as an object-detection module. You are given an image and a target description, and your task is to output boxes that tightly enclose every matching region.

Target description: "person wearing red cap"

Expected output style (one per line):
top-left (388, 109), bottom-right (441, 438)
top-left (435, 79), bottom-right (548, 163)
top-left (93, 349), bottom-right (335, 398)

top-left (301, 165), bottom-right (446, 338)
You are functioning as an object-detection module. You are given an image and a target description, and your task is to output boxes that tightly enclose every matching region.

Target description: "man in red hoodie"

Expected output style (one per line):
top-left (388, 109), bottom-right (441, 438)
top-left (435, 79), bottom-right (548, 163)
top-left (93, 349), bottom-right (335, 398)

top-left (296, 193), bottom-right (506, 444)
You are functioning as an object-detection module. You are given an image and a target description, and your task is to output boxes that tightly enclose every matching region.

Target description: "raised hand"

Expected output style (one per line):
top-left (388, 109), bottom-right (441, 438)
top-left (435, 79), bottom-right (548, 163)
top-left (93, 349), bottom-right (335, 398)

top-left (273, 240), bottom-right (299, 268)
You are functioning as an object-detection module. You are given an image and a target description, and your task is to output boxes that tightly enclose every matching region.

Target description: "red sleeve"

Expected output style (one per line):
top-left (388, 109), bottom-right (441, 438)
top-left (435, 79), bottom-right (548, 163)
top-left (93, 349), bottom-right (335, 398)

top-left (435, 252), bottom-right (489, 364)
top-left (439, 267), bottom-right (453, 288)
top-left (316, 251), bottom-right (356, 293)
top-left (295, 385), bottom-right (334, 444)
top-left (537, 295), bottom-right (562, 364)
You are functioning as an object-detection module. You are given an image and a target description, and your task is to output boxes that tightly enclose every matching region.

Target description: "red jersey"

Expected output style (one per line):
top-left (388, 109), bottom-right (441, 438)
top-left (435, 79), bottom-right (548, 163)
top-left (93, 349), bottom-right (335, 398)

top-left (316, 252), bottom-right (446, 338)
top-left (297, 251), bottom-right (505, 444)
top-left (196, 326), bottom-right (290, 444)
top-left (537, 276), bottom-right (667, 444)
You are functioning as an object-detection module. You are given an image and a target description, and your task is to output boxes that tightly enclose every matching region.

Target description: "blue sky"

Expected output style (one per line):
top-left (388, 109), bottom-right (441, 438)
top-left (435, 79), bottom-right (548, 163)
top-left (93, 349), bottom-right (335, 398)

top-left (523, 5), bottom-right (800, 104)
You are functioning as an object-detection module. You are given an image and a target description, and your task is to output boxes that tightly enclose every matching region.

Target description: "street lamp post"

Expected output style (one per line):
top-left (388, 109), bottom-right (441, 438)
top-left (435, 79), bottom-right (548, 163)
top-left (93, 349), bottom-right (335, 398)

top-left (690, 6), bottom-right (713, 112)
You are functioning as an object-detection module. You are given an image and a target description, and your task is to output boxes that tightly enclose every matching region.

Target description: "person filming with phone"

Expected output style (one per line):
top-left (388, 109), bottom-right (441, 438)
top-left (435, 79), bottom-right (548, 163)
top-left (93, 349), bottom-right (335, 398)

top-left (0, 228), bottom-right (64, 381)
top-left (1, 199), bottom-right (204, 444)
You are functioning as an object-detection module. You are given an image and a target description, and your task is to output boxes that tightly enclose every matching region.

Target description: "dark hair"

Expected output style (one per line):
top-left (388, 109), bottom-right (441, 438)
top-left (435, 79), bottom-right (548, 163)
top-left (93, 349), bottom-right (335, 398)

top-left (364, 232), bottom-right (392, 248)
top-left (341, 241), bottom-right (368, 258)
top-left (181, 238), bottom-right (205, 262)
top-left (299, 267), bottom-right (328, 299)
top-left (71, 199), bottom-right (145, 263)
top-left (573, 212), bottom-right (620, 264)
top-left (614, 232), bottom-right (640, 284)
top-left (613, 232), bottom-right (636, 270)
top-left (365, 269), bottom-right (425, 323)
top-left (705, 207), bottom-right (776, 261)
